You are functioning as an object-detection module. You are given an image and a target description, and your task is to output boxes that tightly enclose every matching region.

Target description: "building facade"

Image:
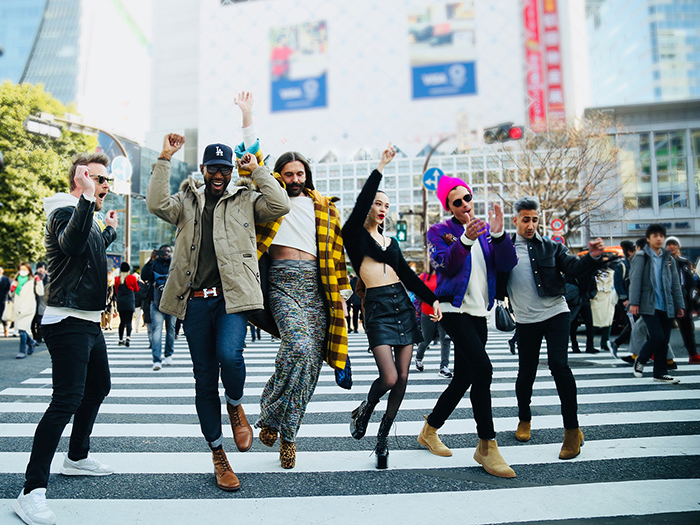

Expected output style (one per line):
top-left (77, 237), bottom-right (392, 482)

top-left (588, 0), bottom-right (700, 106)
top-left (586, 99), bottom-right (700, 263)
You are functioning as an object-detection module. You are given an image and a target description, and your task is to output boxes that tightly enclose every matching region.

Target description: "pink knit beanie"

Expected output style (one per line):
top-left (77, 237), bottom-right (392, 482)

top-left (436, 175), bottom-right (472, 211)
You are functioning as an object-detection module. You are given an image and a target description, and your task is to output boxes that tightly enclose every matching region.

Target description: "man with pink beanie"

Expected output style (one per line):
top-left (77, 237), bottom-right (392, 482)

top-left (416, 174), bottom-right (519, 478)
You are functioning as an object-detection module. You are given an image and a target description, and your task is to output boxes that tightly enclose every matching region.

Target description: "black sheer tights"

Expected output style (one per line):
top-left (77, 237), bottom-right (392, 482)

top-left (367, 344), bottom-right (413, 420)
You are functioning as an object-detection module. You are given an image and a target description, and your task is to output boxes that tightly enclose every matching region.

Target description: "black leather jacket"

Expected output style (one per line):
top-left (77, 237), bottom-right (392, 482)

top-left (44, 195), bottom-right (117, 311)
top-left (498, 233), bottom-right (600, 298)
top-left (675, 255), bottom-right (696, 305)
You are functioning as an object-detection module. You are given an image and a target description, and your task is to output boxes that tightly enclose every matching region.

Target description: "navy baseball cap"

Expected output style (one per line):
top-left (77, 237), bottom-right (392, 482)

top-left (202, 143), bottom-right (234, 167)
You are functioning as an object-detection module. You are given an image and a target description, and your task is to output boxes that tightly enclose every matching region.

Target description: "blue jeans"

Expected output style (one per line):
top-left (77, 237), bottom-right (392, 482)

top-left (415, 312), bottom-right (450, 369)
top-left (183, 296), bottom-right (248, 447)
top-left (150, 303), bottom-right (175, 363)
top-left (19, 330), bottom-right (35, 355)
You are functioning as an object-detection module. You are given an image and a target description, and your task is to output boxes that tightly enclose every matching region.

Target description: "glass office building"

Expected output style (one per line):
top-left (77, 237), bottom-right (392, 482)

top-left (586, 99), bottom-right (700, 262)
top-left (0, 0), bottom-right (46, 84)
top-left (588, 0), bottom-right (700, 106)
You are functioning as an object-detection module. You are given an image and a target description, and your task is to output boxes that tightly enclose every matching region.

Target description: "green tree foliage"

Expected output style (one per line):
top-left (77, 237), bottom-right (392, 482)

top-left (0, 81), bottom-right (97, 267)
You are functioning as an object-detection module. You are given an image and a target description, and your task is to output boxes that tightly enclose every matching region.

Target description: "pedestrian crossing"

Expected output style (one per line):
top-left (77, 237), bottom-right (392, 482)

top-left (1, 329), bottom-right (699, 524)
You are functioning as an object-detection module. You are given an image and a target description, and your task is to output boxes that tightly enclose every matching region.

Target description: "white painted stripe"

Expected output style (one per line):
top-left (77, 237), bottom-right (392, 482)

top-left (0, 480), bottom-right (697, 525)
top-left (3, 390), bottom-right (697, 416)
top-left (7, 374), bottom-right (700, 397)
top-left (35, 366), bottom-right (654, 381)
top-left (1, 410), bottom-right (698, 438)
top-left (0, 435), bottom-right (697, 474)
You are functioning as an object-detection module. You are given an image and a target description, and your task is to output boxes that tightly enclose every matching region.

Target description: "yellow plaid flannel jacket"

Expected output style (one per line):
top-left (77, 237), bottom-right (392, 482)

top-left (239, 143), bottom-right (350, 370)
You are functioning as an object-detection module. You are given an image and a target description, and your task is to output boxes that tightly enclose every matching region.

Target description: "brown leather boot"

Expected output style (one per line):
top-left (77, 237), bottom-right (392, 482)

top-left (515, 421), bottom-right (531, 442)
top-left (226, 403), bottom-right (253, 452)
top-left (417, 416), bottom-right (452, 457)
top-left (473, 439), bottom-right (516, 478)
top-left (212, 448), bottom-right (240, 491)
top-left (559, 427), bottom-right (584, 459)
top-left (280, 439), bottom-right (296, 469)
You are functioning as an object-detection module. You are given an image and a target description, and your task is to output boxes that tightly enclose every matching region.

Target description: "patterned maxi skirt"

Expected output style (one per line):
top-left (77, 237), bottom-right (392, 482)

top-left (256, 260), bottom-right (327, 442)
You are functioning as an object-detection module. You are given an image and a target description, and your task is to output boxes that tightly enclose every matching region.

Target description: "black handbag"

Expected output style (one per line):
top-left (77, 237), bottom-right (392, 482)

top-left (495, 301), bottom-right (516, 332)
top-left (335, 355), bottom-right (352, 390)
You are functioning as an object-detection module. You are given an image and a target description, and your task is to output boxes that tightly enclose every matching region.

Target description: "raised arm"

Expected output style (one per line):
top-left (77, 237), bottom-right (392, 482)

top-left (146, 133), bottom-right (186, 225)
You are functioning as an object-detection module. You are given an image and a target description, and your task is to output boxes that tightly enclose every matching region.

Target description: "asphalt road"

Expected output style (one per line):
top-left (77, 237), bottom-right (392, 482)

top-left (0, 321), bottom-right (698, 525)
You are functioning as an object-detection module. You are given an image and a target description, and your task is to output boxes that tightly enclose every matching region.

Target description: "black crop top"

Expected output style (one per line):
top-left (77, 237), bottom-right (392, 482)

top-left (342, 169), bottom-right (438, 306)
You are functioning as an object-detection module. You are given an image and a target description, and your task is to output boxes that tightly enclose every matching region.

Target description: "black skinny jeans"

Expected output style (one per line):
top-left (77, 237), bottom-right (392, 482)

top-left (24, 317), bottom-right (111, 492)
top-left (427, 313), bottom-right (495, 440)
top-left (118, 309), bottom-right (133, 341)
top-left (516, 312), bottom-right (579, 429)
top-left (638, 310), bottom-right (673, 377)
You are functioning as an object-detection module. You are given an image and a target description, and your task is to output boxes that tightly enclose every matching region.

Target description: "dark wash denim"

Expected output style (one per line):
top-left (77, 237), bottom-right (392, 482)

top-left (638, 310), bottom-right (673, 377)
top-left (183, 296), bottom-right (248, 447)
top-left (516, 312), bottom-right (579, 429)
top-left (24, 317), bottom-right (111, 492)
top-left (427, 313), bottom-right (495, 440)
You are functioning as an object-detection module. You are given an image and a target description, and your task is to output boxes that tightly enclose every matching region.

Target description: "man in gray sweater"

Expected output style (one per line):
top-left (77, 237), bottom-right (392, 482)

top-left (629, 223), bottom-right (685, 383)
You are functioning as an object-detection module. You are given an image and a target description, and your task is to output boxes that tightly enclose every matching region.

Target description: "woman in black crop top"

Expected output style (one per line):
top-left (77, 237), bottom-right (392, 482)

top-left (342, 144), bottom-right (442, 469)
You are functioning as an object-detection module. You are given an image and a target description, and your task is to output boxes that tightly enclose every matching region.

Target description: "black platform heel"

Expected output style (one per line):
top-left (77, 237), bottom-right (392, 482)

top-left (375, 414), bottom-right (394, 469)
top-left (350, 399), bottom-right (377, 439)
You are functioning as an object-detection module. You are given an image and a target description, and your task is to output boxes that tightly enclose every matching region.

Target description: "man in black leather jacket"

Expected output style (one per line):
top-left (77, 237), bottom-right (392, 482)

top-left (14, 153), bottom-right (118, 525)
top-left (499, 197), bottom-right (604, 462)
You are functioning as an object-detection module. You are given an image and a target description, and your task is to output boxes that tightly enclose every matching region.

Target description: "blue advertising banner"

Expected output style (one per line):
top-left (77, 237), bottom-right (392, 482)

top-left (270, 20), bottom-right (328, 113)
top-left (412, 62), bottom-right (476, 99)
top-left (408, 2), bottom-right (477, 100)
top-left (271, 73), bottom-right (327, 112)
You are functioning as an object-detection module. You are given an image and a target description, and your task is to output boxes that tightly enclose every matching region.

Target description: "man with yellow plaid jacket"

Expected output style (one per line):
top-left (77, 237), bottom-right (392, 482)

top-left (239, 97), bottom-right (351, 470)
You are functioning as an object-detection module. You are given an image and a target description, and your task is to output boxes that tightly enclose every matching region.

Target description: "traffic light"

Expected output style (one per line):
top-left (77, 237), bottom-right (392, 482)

top-left (396, 220), bottom-right (407, 242)
top-left (484, 123), bottom-right (524, 144)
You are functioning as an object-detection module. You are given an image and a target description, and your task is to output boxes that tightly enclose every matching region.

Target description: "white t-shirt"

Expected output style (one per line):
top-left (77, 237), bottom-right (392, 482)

top-left (271, 195), bottom-right (317, 256)
top-left (441, 238), bottom-right (489, 318)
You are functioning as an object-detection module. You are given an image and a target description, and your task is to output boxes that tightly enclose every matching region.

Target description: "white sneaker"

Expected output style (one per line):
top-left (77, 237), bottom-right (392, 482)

top-left (438, 367), bottom-right (453, 378)
top-left (163, 356), bottom-right (173, 366)
top-left (12, 488), bottom-right (57, 525)
top-left (153, 362), bottom-right (162, 371)
top-left (60, 454), bottom-right (114, 476)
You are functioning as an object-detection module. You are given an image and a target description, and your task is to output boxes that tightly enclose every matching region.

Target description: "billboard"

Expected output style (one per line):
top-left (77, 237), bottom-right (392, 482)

top-left (542, 0), bottom-right (565, 127)
top-left (523, 0), bottom-right (547, 132)
top-left (408, 2), bottom-right (477, 99)
top-left (270, 20), bottom-right (328, 112)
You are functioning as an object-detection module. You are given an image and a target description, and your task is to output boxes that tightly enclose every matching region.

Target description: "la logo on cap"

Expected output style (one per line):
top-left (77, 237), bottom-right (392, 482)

top-left (216, 146), bottom-right (223, 157)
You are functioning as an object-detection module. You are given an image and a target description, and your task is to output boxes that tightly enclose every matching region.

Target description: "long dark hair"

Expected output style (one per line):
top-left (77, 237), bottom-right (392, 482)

top-left (274, 151), bottom-right (315, 190)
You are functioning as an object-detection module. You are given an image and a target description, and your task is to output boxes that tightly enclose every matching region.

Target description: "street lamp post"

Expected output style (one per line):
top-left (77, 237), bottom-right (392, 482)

top-left (24, 113), bottom-right (133, 263)
top-left (420, 136), bottom-right (452, 270)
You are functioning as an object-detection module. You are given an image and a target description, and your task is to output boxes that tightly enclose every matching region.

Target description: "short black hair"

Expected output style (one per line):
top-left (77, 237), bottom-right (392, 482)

top-left (645, 223), bottom-right (666, 239)
top-left (120, 262), bottom-right (130, 273)
top-left (635, 237), bottom-right (647, 250)
top-left (620, 240), bottom-right (635, 256)
top-left (513, 197), bottom-right (539, 214)
top-left (36, 262), bottom-right (47, 270)
top-left (274, 151), bottom-right (315, 191)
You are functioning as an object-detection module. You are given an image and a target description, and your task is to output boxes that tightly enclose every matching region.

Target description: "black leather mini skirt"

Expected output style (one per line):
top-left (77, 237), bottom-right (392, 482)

top-left (363, 282), bottom-right (423, 349)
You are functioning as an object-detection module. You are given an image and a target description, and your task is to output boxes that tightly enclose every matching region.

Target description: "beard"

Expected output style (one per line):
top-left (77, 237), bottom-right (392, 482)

top-left (287, 183), bottom-right (304, 197)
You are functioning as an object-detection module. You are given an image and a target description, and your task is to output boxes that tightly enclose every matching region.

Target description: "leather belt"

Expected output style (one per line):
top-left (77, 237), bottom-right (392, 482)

top-left (191, 287), bottom-right (219, 298)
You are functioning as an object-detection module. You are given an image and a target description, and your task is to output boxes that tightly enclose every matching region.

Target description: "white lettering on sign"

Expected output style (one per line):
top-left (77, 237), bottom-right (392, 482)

top-left (421, 72), bottom-right (449, 86)
top-left (279, 87), bottom-right (303, 100)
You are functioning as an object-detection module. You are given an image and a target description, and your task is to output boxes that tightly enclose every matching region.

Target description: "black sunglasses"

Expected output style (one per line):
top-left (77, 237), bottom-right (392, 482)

top-left (451, 194), bottom-right (473, 208)
top-left (205, 165), bottom-right (233, 176)
top-left (90, 175), bottom-right (114, 185)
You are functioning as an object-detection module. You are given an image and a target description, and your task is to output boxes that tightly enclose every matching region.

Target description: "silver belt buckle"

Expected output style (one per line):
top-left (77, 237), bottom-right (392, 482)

top-left (203, 287), bottom-right (217, 298)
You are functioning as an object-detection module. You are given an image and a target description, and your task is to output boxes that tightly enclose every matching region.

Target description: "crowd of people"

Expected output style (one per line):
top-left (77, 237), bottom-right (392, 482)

top-left (8, 91), bottom-right (699, 525)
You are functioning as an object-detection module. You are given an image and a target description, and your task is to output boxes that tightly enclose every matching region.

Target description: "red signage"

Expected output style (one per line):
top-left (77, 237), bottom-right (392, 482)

top-left (524, 0), bottom-right (547, 133)
top-left (550, 218), bottom-right (564, 231)
top-left (543, 0), bottom-right (565, 127)
top-left (552, 235), bottom-right (565, 244)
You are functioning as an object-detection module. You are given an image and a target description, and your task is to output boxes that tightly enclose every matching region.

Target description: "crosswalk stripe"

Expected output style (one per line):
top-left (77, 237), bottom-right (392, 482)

top-left (1, 479), bottom-right (698, 525)
top-left (3, 328), bottom-right (699, 524)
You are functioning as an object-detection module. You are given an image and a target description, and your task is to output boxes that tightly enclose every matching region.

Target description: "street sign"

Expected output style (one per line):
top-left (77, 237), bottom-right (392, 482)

top-left (550, 218), bottom-right (564, 231)
top-left (111, 155), bottom-right (133, 196)
top-left (552, 235), bottom-right (565, 244)
top-left (423, 167), bottom-right (444, 191)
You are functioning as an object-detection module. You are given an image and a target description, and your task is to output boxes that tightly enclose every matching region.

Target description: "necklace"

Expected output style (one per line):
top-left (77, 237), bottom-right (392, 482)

top-left (381, 234), bottom-right (386, 278)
